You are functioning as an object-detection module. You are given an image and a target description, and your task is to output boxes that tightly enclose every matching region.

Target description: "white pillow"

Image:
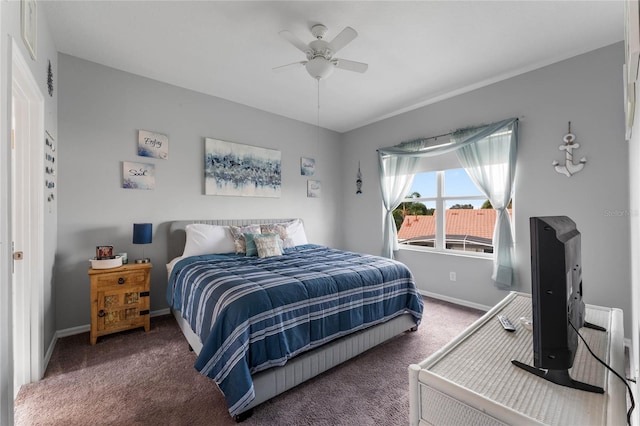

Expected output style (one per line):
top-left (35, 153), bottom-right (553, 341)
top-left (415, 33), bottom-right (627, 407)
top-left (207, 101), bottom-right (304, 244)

top-left (182, 224), bottom-right (235, 257)
top-left (285, 219), bottom-right (308, 247)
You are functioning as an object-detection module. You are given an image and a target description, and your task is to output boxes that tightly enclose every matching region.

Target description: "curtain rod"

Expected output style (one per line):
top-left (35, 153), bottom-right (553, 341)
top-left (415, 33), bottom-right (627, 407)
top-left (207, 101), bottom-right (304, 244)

top-left (376, 117), bottom-right (521, 152)
top-left (375, 132), bottom-right (451, 152)
top-left (375, 131), bottom-right (452, 152)
top-left (416, 131), bottom-right (451, 142)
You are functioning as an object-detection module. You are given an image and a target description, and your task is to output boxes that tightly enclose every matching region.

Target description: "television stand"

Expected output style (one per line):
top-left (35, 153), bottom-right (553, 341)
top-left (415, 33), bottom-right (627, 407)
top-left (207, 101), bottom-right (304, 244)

top-left (511, 360), bottom-right (604, 393)
top-left (409, 292), bottom-right (626, 426)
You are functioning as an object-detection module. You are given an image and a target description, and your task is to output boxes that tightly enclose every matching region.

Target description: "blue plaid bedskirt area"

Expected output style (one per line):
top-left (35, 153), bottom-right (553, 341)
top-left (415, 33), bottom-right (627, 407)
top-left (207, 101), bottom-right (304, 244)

top-left (166, 244), bottom-right (424, 416)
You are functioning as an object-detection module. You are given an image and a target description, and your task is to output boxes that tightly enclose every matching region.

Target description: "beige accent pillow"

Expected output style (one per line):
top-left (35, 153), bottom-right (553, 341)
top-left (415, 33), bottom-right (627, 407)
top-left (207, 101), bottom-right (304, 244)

top-left (254, 234), bottom-right (283, 258)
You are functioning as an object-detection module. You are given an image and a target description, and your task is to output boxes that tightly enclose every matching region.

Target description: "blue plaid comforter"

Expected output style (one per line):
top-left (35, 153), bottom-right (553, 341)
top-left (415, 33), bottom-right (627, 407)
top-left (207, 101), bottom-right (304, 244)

top-left (166, 244), bottom-right (423, 416)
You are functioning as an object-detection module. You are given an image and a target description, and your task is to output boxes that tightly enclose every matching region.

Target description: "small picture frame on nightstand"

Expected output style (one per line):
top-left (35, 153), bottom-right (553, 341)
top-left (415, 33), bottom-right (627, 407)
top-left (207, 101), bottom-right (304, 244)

top-left (96, 245), bottom-right (114, 260)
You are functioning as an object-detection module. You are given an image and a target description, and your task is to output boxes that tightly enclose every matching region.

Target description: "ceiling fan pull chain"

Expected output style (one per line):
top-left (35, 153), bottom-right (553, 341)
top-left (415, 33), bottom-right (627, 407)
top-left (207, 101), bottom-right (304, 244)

top-left (317, 79), bottom-right (321, 145)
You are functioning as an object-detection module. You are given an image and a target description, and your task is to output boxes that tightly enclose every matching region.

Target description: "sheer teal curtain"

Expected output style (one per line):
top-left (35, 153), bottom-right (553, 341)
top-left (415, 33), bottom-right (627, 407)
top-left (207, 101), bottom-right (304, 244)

top-left (453, 120), bottom-right (518, 288)
top-left (378, 118), bottom-right (518, 287)
top-left (378, 143), bottom-right (421, 259)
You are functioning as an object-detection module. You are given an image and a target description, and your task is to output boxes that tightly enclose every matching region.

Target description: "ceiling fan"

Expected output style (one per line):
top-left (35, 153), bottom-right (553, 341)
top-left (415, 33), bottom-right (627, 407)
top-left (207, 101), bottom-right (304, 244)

top-left (274, 24), bottom-right (368, 80)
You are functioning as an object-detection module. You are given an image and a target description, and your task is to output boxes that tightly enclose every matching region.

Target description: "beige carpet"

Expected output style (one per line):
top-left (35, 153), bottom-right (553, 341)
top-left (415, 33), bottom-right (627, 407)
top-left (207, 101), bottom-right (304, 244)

top-left (14, 297), bottom-right (484, 426)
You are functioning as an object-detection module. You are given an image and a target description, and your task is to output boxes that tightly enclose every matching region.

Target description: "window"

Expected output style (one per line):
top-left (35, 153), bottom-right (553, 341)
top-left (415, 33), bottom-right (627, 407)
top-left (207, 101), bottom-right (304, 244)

top-left (379, 118), bottom-right (517, 286)
top-left (394, 168), bottom-right (511, 255)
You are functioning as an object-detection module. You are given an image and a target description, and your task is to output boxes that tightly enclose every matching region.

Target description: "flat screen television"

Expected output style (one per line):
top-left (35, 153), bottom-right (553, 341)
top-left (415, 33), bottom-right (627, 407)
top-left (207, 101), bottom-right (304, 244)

top-left (511, 216), bottom-right (604, 393)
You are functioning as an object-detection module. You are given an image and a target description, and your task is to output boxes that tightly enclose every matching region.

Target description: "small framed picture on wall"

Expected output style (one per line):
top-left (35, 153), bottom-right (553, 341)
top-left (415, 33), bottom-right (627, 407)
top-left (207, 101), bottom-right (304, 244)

top-left (138, 130), bottom-right (168, 160)
top-left (301, 157), bottom-right (315, 176)
top-left (122, 161), bottom-right (155, 190)
top-left (307, 180), bottom-right (321, 198)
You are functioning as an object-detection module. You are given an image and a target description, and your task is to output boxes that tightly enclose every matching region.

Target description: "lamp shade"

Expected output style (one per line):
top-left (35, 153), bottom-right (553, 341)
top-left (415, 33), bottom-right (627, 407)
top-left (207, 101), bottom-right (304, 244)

top-left (133, 223), bottom-right (152, 244)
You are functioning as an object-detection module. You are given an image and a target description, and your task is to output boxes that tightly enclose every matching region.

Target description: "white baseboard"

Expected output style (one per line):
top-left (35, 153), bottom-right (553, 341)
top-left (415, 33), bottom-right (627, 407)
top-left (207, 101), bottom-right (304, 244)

top-left (419, 289), bottom-right (492, 312)
top-left (55, 308), bottom-right (171, 339)
top-left (151, 308), bottom-right (171, 318)
top-left (56, 324), bottom-right (89, 339)
top-left (42, 308), bottom-right (173, 376)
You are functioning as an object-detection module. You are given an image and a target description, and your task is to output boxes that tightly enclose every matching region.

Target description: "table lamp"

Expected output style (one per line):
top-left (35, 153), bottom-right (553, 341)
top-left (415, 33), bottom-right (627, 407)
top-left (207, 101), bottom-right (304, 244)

top-left (133, 223), bottom-right (152, 263)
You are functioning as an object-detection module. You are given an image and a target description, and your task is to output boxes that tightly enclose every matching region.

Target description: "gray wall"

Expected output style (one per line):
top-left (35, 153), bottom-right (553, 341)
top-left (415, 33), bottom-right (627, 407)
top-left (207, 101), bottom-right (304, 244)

top-left (341, 43), bottom-right (633, 334)
top-left (58, 44), bottom-right (633, 337)
top-left (56, 55), bottom-right (342, 330)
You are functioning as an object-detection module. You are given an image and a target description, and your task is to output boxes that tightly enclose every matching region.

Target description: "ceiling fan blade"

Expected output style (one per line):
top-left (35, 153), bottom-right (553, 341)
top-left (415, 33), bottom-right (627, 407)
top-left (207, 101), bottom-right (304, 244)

top-left (279, 30), bottom-right (310, 54)
top-left (334, 58), bottom-right (368, 73)
top-left (330, 27), bottom-right (358, 53)
top-left (272, 61), bottom-right (307, 72)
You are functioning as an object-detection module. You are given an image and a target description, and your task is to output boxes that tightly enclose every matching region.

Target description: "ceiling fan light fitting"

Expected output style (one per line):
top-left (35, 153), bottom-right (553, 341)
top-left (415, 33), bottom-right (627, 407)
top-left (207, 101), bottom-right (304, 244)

top-left (311, 24), bottom-right (328, 39)
top-left (305, 57), bottom-right (334, 79)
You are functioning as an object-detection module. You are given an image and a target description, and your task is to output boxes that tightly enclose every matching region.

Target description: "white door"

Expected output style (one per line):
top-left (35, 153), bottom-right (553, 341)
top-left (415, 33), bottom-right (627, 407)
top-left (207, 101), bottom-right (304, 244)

top-left (11, 40), bottom-right (44, 399)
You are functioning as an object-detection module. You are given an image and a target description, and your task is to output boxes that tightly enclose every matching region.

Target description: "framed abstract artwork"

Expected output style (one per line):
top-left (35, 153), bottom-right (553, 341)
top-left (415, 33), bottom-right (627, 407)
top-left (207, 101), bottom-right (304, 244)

top-left (205, 138), bottom-right (281, 197)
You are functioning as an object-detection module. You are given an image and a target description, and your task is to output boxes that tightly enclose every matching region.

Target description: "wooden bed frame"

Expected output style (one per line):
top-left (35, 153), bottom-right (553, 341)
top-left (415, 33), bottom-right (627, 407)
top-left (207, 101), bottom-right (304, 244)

top-left (167, 219), bottom-right (419, 421)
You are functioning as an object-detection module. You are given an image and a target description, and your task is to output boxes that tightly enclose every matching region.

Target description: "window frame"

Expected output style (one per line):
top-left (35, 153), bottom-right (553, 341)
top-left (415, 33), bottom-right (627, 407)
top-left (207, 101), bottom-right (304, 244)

top-left (397, 169), bottom-right (495, 259)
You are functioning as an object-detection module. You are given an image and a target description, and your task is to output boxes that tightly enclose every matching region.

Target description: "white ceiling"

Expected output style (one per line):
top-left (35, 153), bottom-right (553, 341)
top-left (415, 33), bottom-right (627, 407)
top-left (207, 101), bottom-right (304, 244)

top-left (42, 1), bottom-right (624, 133)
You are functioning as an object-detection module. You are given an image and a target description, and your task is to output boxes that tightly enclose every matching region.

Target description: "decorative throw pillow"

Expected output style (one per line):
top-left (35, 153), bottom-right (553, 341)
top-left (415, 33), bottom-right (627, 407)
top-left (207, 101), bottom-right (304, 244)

top-left (260, 223), bottom-right (292, 248)
top-left (229, 224), bottom-right (261, 254)
top-left (182, 224), bottom-right (235, 257)
top-left (254, 234), bottom-right (283, 258)
top-left (243, 233), bottom-right (261, 256)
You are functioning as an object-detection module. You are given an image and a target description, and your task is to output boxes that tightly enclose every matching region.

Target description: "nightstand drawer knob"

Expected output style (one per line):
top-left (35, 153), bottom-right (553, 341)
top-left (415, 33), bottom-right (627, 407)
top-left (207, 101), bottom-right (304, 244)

top-left (118, 277), bottom-right (125, 284)
top-left (98, 309), bottom-right (106, 317)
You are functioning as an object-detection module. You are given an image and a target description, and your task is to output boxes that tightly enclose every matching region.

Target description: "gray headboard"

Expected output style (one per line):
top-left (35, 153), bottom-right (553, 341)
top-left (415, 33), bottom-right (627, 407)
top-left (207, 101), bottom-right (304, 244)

top-left (168, 219), bottom-right (296, 261)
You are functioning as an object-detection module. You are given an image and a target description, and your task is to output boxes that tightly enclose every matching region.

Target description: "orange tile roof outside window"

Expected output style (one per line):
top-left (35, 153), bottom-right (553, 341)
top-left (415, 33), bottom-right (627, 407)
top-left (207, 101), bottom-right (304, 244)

top-left (397, 209), bottom-right (513, 243)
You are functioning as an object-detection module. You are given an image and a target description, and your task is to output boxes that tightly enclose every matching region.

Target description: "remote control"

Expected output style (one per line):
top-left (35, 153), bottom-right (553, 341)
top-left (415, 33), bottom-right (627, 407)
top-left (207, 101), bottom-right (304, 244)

top-left (497, 315), bottom-right (516, 332)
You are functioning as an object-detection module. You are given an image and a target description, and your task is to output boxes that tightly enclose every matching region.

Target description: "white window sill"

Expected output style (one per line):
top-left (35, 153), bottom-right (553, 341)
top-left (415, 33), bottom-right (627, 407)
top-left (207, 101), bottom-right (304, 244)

top-left (397, 244), bottom-right (494, 261)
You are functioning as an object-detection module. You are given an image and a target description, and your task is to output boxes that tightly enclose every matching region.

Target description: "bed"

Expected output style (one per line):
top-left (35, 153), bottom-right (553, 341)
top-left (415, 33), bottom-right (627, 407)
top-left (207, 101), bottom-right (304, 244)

top-left (166, 219), bottom-right (424, 421)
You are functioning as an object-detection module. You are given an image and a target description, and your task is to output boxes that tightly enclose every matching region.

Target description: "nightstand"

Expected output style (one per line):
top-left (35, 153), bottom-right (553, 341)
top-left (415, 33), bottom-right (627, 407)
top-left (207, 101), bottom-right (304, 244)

top-left (88, 262), bottom-right (151, 345)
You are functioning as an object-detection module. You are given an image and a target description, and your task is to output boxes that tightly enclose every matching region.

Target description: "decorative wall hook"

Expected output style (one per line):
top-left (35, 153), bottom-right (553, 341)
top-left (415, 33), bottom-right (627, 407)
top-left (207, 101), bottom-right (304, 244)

top-left (552, 121), bottom-right (586, 177)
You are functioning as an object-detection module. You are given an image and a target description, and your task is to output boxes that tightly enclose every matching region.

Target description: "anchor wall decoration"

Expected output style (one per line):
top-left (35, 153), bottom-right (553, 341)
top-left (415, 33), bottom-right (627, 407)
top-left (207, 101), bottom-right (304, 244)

top-left (552, 122), bottom-right (586, 177)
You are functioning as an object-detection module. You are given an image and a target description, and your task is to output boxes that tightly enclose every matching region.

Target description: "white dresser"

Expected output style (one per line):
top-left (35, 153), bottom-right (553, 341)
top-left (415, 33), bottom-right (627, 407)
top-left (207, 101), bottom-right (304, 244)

top-left (409, 292), bottom-right (626, 426)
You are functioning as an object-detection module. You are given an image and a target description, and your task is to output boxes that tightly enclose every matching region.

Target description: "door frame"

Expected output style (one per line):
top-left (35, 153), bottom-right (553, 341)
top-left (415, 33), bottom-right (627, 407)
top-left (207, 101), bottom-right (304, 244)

top-left (0, 28), bottom-right (13, 426)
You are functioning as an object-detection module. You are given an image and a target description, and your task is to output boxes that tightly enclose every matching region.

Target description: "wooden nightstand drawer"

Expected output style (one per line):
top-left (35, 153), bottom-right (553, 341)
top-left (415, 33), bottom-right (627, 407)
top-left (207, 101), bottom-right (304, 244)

top-left (89, 263), bottom-right (152, 344)
top-left (94, 270), bottom-right (146, 288)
